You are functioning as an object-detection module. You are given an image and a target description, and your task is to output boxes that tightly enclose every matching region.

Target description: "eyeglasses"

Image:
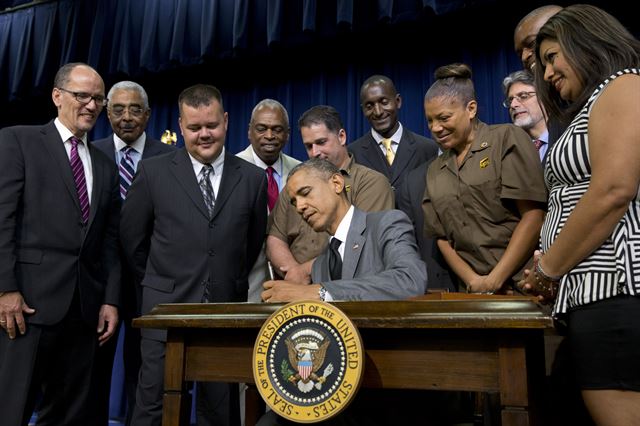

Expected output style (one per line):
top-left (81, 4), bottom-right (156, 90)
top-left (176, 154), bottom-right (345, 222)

top-left (110, 105), bottom-right (147, 118)
top-left (502, 91), bottom-right (537, 108)
top-left (57, 87), bottom-right (107, 106)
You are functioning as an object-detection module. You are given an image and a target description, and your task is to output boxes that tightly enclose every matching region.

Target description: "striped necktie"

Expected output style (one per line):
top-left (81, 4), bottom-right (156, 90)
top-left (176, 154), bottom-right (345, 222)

top-left (69, 137), bottom-right (89, 223)
top-left (119, 146), bottom-right (136, 199)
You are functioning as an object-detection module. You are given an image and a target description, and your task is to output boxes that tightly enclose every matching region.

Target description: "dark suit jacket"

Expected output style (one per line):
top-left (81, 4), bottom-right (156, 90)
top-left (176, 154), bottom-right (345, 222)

top-left (0, 121), bottom-right (121, 327)
top-left (396, 163), bottom-right (456, 292)
top-left (312, 208), bottom-right (426, 300)
top-left (347, 128), bottom-right (438, 193)
top-left (92, 134), bottom-right (176, 316)
top-left (120, 149), bottom-right (267, 340)
top-left (543, 119), bottom-right (566, 167)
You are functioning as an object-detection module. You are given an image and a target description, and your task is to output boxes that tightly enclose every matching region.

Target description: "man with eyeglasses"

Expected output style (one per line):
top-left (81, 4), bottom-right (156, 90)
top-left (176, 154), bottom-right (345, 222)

top-left (502, 70), bottom-right (551, 164)
top-left (92, 81), bottom-right (175, 426)
top-left (0, 62), bottom-right (121, 426)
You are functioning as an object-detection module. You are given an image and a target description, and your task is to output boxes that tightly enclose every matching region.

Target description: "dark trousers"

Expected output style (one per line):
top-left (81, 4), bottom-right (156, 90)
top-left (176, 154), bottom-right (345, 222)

top-left (0, 295), bottom-right (97, 426)
top-left (132, 337), bottom-right (240, 426)
top-left (88, 320), bottom-right (142, 425)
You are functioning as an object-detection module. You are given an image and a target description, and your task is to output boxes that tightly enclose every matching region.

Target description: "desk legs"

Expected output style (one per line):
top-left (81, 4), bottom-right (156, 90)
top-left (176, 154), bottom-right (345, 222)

top-left (499, 335), bottom-right (545, 426)
top-left (163, 333), bottom-right (191, 426)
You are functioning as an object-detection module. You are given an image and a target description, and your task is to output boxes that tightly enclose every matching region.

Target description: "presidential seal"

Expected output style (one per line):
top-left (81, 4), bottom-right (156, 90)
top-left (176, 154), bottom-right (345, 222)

top-left (253, 300), bottom-right (364, 423)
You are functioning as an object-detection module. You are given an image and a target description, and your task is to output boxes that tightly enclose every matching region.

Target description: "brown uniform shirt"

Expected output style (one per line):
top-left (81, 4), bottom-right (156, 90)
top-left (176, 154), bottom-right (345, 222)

top-left (269, 155), bottom-right (394, 263)
top-left (423, 122), bottom-right (546, 278)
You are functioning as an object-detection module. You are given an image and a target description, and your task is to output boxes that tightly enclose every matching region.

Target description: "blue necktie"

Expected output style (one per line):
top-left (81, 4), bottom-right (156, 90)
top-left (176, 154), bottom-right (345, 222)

top-left (119, 146), bottom-right (136, 200)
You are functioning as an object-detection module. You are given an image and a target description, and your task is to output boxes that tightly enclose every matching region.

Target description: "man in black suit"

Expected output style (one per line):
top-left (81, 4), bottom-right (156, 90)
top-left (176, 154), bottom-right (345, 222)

top-left (121, 84), bottom-right (267, 426)
top-left (0, 62), bottom-right (121, 426)
top-left (348, 75), bottom-right (438, 196)
top-left (92, 81), bottom-right (176, 426)
top-left (396, 162), bottom-right (455, 292)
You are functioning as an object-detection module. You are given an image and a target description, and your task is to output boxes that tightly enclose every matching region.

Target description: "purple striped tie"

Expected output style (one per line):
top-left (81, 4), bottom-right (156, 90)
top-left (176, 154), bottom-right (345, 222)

top-left (70, 137), bottom-right (89, 223)
top-left (119, 146), bottom-right (136, 199)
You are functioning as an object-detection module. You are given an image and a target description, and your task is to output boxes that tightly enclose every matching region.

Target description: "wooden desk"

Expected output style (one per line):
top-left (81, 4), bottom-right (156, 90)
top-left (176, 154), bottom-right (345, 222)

top-left (134, 298), bottom-right (552, 426)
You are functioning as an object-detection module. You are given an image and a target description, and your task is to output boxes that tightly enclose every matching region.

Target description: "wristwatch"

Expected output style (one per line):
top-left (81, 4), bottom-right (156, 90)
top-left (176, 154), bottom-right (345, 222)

top-left (318, 286), bottom-right (327, 302)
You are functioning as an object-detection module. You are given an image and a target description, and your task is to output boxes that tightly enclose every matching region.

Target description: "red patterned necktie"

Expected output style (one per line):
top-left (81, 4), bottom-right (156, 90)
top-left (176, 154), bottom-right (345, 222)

top-left (266, 166), bottom-right (279, 212)
top-left (533, 139), bottom-right (544, 151)
top-left (69, 137), bottom-right (89, 223)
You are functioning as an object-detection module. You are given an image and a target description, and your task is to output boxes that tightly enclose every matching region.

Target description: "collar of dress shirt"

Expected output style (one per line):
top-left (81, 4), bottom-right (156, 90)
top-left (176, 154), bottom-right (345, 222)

top-left (370, 122), bottom-right (404, 146)
top-left (54, 117), bottom-right (88, 145)
top-left (114, 132), bottom-right (146, 154)
top-left (331, 205), bottom-right (355, 259)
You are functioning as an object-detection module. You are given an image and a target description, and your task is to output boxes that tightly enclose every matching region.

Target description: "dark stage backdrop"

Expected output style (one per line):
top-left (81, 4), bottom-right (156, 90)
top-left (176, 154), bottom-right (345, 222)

top-left (1, 0), bottom-right (638, 421)
top-left (2, 0), bottom-right (636, 161)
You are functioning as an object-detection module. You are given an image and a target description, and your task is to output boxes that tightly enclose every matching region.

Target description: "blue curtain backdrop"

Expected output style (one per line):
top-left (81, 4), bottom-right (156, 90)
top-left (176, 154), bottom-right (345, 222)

top-left (1, 0), bottom-right (638, 421)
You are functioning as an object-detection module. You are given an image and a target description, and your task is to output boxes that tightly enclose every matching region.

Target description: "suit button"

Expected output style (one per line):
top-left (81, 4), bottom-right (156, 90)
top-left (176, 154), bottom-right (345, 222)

top-left (209, 222), bottom-right (214, 228)
top-left (208, 250), bottom-right (215, 256)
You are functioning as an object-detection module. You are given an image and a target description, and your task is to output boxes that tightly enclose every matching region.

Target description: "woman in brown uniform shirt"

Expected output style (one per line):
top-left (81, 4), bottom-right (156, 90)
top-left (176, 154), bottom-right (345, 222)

top-left (422, 63), bottom-right (547, 294)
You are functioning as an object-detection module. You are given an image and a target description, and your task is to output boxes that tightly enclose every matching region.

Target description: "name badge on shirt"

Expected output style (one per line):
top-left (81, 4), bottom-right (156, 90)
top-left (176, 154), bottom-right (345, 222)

top-left (480, 157), bottom-right (490, 168)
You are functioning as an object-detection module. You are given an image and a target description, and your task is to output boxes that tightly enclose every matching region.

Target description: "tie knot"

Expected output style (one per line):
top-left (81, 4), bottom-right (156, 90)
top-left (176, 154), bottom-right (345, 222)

top-left (533, 139), bottom-right (544, 151)
top-left (201, 163), bottom-right (213, 178)
top-left (330, 238), bottom-right (342, 251)
top-left (266, 166), bottom-right (275, 177)
top-left (381, 138), bottom-right (392, 149)
top-left (69, 136), bottom-right (81, 147)
top-left (122, 146), bottom-right (134, 154)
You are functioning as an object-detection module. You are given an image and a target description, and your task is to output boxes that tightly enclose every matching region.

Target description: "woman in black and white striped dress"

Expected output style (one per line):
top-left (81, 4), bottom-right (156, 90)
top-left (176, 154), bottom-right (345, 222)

top-left (519, 5), bottom-right (640, 425)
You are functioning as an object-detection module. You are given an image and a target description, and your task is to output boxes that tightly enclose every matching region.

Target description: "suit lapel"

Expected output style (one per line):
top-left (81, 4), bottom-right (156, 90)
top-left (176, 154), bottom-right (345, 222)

top-left (87, 143), bottom-right (104, 226)
top-left (390, 132), bottom-right (415, 185)
top-left (40, 123), bottom-right (83, 214)
top-left (141, 138), bottom-right (165, 159)
top-left (360, 135), bottom-right (391, 179)
top-left (170, 149), bottom-right (211, 220)
top-left (342, 209), bottom-right (367, 279)
top-left (211, 153), bottom-right (241, 220)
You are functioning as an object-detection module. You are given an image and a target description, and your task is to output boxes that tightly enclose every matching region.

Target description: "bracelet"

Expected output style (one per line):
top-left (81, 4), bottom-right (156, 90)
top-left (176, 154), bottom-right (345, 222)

top-left (535, 260), bottom-right (562, 282)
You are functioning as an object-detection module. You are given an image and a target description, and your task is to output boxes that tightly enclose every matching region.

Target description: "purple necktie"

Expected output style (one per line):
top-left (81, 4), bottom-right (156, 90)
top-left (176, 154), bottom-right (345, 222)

top-left (70, 137), bottom-right (89, 223)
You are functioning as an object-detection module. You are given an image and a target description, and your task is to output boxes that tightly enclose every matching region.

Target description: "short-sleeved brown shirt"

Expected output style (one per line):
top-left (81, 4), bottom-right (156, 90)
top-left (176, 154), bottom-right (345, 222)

top-left (423, 122), bottom-right (546, 277)
top-left (269, 155), bottom-right (394, 263)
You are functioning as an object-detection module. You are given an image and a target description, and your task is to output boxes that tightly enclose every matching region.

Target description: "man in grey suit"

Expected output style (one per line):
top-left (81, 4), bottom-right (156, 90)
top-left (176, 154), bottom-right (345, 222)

top-left (236, 99), bottom-right (300, 302)
top-left (92, 81), bottom-right (175, 426)
top-left (0, 63), bottom-right (121, 426)
top-left (348, 75), bottom-right (438, 195)
top-left (121, 84), bottom-right (267, 426)
top-left (262, 158), bottom-right (426, 303)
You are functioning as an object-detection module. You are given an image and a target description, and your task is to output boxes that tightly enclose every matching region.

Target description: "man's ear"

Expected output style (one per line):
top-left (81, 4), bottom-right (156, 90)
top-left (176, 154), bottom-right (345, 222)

top-left (330, 173), bottom-right (345, 194)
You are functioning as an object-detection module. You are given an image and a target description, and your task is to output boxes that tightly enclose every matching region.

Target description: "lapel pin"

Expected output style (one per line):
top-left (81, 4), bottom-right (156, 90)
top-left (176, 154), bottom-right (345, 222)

top-left (352, 244), bottom-right (359, 250)
top-left (480, 157), bottom-right (490, 168)
top-left (480, 141), bottom-right (488, 148)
